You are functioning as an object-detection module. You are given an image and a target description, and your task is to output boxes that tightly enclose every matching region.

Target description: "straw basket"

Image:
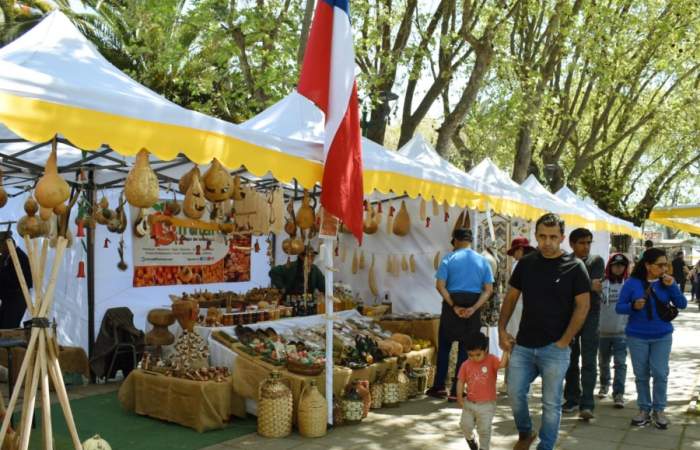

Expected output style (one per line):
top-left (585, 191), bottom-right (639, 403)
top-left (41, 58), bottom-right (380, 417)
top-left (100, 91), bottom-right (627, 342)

top-left (370, 382), bottom-right (383, 409)
top-left (257, 371), bottom-right (292, 438)
top-left (298, 381), bottom-right (327, 438)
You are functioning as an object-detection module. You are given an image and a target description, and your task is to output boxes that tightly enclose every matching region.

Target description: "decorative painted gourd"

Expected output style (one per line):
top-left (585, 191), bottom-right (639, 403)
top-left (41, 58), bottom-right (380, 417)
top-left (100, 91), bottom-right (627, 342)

top-left (296, 190), bottom-right (315, 230)
top-left (125, 149), bottom-right (159, 208)
top-left (202, 158), bottom-right (232, 202)
top-left (82, 434), bottom-right (112, 450)
top-left (17, 197), bottom-right (43, 238)
top-left (179, 165), bottom-right (201, 194)
top-left (231, 175), bottom-right (244, 201)
top-left (34, 144), bottom-right (70, 210)
top-left (363, 203), bottom-right (379, 235)
top-left (183, 173), bottom-right (207, 219)
top-left (392, 201), bottom-right (410, 236)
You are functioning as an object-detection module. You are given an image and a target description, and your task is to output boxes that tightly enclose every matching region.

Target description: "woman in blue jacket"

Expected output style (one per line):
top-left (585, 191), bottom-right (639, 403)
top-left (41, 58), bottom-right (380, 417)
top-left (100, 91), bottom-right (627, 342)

top-left (617, 248), bottom-right (687, 429)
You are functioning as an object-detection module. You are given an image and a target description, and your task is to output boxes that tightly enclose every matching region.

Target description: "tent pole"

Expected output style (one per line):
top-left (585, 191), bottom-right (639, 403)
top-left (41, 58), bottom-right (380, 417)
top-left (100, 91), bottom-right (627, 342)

top-left (322, 236), bottom-right (334, 426)
top-left (87, 170), bottom-right (96, 369)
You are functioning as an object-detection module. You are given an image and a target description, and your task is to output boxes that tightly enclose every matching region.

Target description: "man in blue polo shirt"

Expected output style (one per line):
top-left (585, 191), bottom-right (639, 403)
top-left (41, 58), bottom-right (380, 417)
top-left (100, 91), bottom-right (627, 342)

top-left (427, 228), bottom-right (494, 401)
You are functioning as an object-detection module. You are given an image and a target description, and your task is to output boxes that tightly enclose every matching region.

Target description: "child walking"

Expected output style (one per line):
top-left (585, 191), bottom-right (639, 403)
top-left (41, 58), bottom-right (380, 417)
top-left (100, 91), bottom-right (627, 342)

top-left (456, 331), bottom-right (509, 450)
top-left (597, 253), bottom-right (630, 408)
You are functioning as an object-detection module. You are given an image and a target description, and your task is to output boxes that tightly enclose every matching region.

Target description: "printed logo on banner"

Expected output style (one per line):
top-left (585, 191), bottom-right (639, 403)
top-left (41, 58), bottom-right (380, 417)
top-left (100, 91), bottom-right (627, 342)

top-left (131, 202), bottom-right (251, 287)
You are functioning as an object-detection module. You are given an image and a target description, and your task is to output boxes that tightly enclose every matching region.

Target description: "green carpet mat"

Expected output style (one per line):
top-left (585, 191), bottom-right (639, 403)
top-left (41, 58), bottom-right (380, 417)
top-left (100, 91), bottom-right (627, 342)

top-left (22, 391), bottom-right (255, 450)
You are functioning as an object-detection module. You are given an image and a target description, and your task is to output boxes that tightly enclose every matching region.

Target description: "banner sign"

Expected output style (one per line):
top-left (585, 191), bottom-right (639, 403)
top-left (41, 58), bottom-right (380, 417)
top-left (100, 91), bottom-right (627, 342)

top-left (131, 202), bottom-right (251, 287)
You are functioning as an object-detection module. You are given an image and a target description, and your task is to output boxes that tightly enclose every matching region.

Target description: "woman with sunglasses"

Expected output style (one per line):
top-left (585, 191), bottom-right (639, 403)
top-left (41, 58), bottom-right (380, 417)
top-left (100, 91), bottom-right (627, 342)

top-left (616, 248), bottom-right (687, 429)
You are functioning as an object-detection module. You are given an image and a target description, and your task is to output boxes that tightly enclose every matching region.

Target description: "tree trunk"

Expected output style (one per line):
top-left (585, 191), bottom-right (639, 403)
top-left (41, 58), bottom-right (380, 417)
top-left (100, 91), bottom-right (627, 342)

top-left (364, 100), bottom-right (391, 144)
top-left (435, 43), bottom-right (493, 155)
top-left (296, 0), bottom-right (315, 67)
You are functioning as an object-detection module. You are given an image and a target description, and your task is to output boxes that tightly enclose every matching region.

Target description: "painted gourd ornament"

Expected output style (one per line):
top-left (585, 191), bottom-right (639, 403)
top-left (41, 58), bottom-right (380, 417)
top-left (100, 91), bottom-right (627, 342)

top-left (125, 149), bottom-right (159, 209)
top-left (202, 158), bottom-right (232, 202)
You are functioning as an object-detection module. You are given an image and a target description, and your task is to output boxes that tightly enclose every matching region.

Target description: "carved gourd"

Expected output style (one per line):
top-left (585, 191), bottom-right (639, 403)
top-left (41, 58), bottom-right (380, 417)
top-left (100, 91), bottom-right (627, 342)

top-left (202, 158), bottom-right (232, 202)
top-left (392, 201), bottom-right (410, 236)
top-left (17, 197), bottom-right (43, 238)
top-left (363, 203), bottom-right (379, 235)
top-left (183, 173), bottom-right (207, 219)
top-left (296, 190), bottom-right (315, 230)
top-left (34, 144), bottom-right (70, 210)
top-left (179, 165), bottom-right (201, 194)
top-left (82, 434), bottom-right (112, 450)
top-left (125, 149), bottom-right (159, 209)
top-left (231, 175), bottom-right (244, 201)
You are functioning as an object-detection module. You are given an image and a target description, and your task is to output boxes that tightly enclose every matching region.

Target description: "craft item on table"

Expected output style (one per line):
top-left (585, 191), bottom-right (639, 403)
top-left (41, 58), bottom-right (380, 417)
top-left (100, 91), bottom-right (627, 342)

top-left (370, 378), bottom-right (383, 409)
top-left (145, 309), bottom-right (175, 353)
top-left (377, 339), bottom-right (402, 357)
top-left (342, 381), bottom-right (364, 424)
top-left (177, 367), bottom-right (229, 383)
top-left (82, 434), bottom-right (112, 450)
top-left (410, 337), bottom-right (432, 351)
top-left (382, 369), bottom-right (401, 408)
top-left (286, 350), bottom-right (325, 376)
top-left (392, 200), bottom-right (410, 236)
top-left (355, 379), bottom-right (371, 418)
top-left (34, 141), bottom-right (70, 212)
top-left (389, 333), bottom-right (413, 353)
top-left (169, 330), bottom-right (209, 370)
top-left (298, 380), bottom-right (327, 438)
top-left (397, 357), bottom-right (410, 402)
top-left (406, 363), bottom-right (418, 399)
top-left (171, 297), bottom-right (199, 332)
top-left (125, 149), bottom-right (159, 209)
top-left (205, 308), bottom-right (223, 327)
top-left (257, 371), bottom-right (293, 438)
top-left (410, 358), bottom-right (430, 396)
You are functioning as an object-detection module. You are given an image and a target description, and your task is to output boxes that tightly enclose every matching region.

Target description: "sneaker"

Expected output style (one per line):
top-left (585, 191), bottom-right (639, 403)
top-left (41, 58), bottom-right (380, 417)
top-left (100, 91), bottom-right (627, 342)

top-left (467, 437), bottom-right (479, 450)
top-left (631, 409), bottom-right (650, 427)
top-left (513, 432), bottom-right (536, 450)
top-left (562, 401), bottom-right (579, 413)
top-left (597, 385), bottom-right (609, 398)
top-left (579, 409), bottom-right (594, 420)
top-left (613, 394), bottom-right (624, 409)
top-left (652, 410), bottom-right (669, 430)
top-left (426, 387), bottom-right (447, 399)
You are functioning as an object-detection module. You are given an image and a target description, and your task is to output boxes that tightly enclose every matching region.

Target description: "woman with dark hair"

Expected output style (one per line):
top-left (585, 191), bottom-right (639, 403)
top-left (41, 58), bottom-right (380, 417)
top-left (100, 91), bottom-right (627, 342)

top-left (616, 248), bottom-right (687, 429)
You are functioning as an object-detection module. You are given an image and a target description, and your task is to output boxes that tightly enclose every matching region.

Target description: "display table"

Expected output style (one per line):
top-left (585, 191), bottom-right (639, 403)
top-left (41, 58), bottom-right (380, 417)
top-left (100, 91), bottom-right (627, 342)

top-left (229, 342), bottom-right (434, 418)
top-left (118, 369), bottom-right (247, 432)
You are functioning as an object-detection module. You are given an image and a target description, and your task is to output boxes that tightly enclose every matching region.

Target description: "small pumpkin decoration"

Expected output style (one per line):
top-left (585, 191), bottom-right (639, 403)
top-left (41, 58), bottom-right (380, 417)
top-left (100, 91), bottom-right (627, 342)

top-left (179, 165), bottom-right (200, 194)
top-left (17, 197), bottom-right (43, 238)
top-left (106, 193), bottom-right (128, 234)
top-left (34, 141), bottom-right (70, 210)
top-left (53, 202), bottom-right (67, 216)
top-left (125, 149), bottom-right (159, 209)
top-left (183, 172), bottom-right (207, 219)
top-left (0, 168), bottom-right (7, 208)
top-left (392, 200), bottom-right (410, 236)
top-left (295, 190), bottom-right (315, 230)
top-left (82, 434), bottom-right (112, 450)
top-left (202, 158), bottom-right (233, 202)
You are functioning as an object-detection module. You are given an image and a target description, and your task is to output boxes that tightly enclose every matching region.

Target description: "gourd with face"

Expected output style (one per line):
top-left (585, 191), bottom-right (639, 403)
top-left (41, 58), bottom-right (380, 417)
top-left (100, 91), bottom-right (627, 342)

top-left (125, 149), bottom-right (159, 209)
top-left (183, 173), bottom-right (207, 219)
top-left (202, 158), bottom-right (233, 202)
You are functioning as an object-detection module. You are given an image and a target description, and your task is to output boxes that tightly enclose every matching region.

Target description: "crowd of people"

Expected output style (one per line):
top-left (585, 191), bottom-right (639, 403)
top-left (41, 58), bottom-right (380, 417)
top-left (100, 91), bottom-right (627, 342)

top-left (430, 214), bottom-right (689, 450)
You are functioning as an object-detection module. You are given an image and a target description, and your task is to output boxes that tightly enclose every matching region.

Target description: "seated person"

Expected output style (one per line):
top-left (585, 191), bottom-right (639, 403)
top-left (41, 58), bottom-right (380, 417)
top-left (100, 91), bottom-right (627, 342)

top-left (269, 246), bottom-right (325, 295)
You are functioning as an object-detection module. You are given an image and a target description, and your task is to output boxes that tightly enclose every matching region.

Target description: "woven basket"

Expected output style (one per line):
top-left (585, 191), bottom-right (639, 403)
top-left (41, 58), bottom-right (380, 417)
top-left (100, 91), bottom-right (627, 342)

top-left (397, 369), bottom-right (410, 402)
top-left (370, 382), bottom-right (383, 409)
top-left (298, 381), bottom-right (327, 438)
top-left (257, 372), bottom-right (292, 438)
top-left (287, 359), bottom-right (324, 376)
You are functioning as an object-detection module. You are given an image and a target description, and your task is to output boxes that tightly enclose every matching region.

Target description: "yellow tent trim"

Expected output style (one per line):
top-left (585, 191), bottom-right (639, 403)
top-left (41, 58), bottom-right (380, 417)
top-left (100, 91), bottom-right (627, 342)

top-left (0, 92), bottom-right (641, 236)
top-left (649, 206), bottom-right (700, 235)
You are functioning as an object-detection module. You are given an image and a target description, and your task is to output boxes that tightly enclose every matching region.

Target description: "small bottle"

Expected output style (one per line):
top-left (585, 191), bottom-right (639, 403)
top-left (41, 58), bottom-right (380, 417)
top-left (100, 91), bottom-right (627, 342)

top-left (382, 292), bottom-right (392, 315)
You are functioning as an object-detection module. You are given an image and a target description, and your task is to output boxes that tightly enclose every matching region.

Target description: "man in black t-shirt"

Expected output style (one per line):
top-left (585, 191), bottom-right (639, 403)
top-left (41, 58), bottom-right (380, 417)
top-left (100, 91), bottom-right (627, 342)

top-left (499, 214), bottom-right (590, 450)
top-left (563, 228), bottom-right (605, 420)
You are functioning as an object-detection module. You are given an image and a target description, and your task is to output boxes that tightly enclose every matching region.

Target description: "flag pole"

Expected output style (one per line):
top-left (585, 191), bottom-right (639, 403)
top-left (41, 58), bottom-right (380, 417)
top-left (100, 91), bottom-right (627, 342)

top-left (322, 235), bottom-right (334, 425)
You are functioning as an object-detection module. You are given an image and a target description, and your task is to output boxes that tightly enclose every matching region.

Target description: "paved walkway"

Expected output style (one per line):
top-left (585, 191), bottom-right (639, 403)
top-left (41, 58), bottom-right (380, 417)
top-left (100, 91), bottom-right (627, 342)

top-left (204, 301), bottom-right (700, 450)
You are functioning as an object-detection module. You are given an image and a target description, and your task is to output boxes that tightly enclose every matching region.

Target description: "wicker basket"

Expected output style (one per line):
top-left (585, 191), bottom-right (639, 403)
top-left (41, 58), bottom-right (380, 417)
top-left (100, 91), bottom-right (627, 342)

top-left (257, 371), bottom-right (293, 438)
top-left (287, 359), bottom-right (324, 376)
top-left (370, 382), bottom-right (383, 409)
top-left (298, 381), bottom-right (327, 438)
top-left (397, 369), bottom-right (410, 402)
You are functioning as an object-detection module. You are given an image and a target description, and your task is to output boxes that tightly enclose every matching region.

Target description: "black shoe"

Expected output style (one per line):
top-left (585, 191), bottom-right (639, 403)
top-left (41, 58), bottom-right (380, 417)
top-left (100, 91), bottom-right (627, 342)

top-left (466, 438), bottom-right (479, 450)
top-left (426, 387), bottom-right (447, 399)
top-left (562, 400), bottom-right (578, 413)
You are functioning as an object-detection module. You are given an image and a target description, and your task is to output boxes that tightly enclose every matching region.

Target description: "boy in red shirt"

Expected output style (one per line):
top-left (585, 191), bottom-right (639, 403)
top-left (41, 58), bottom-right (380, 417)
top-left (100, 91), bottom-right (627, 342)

top-left (456, 332), bottom-right (509, 450)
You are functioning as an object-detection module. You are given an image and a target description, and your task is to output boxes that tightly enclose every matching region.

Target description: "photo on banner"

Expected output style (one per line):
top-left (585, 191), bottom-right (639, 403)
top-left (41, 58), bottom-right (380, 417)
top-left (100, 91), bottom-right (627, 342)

top-left (130, 202), bottom-right (251, 287)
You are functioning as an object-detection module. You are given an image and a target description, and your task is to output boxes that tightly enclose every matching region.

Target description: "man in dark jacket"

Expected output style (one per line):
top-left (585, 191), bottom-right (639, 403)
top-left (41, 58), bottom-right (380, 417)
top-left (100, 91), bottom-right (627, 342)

top-left (0, 231), bottom-right (32, 328)
top-left (672, 251), bottom-right (688, 294)
top-left (269, 246), bottom-right (325, 295)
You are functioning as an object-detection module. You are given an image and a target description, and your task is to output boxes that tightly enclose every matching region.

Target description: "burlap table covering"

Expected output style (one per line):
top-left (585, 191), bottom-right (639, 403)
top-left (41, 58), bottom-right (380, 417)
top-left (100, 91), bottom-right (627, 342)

top-left (378, 318), bottom-right (440, 350)
top-left (118, 369), bottom-right (246, 432)
top-left (0, 346), bottom-right (89, 384)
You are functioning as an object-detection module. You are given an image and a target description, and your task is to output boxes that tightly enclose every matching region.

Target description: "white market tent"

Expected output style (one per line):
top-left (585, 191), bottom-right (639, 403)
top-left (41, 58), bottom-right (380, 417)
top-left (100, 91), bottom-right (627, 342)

top-left (555, 186), bottom-right (640, 237)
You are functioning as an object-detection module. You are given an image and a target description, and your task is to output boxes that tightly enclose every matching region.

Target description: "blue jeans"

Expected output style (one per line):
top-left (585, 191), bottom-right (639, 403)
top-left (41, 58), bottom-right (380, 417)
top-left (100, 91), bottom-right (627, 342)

top-left (564, 310), bottom-right (599, 410)
top-left (598, 336), bottom-right (627, 396)
top-left (434, 333), bottom-right (468, 395)
top-left (508, 343), bottom-right (571, 450)
top-left (627, 334), bottom-right (672, 412)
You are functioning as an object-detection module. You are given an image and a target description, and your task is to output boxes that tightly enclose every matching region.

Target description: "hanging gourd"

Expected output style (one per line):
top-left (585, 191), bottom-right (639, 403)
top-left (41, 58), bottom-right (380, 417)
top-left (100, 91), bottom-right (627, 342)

top-left (434, 251), bottom-right (441, 270)
top-left (17, 197), bottom-right (43, 238)
top-left (82, 434), bottom-right (112, 450)
top-left (419, 197), bottom-right (427, 221)
top-left (179, 165), bottom-right (201, 194)
top-left (352, 249), bottom-right (359, 274)
top-left (453, 209), bottom-right (470, 231)
top-left (231, 174), bottom-right (244, 201)
top-left (125, 149), bottom-right (159, 209)
top-left (359, 250), bottom-right (366, 270)
top-left (401, 255), bottom-right (409, 272)
top-left (386, 204), bottom-right (395, 235)
top-left (363, 203), bottom-right (379, 235)
top-left (296, 190), bottom-right (315, 231)
top-left (34, 141), bottom-right (70, 211)
top-left (0, 168), bottom-right (7, 208)
top-left (392, 201), bottom-right (410, 236)
top-left (202, 158), bottom-right (232, 202)
top-left (368, 254), bottom-right (378, 297)
top-left (183, 172), bottom-right (207, 219)
top-left (386, 254), bottom-right (393, 274)
top-left (432, 197), bottom-right (439, 216)
top-left (409, 254), bottom-right (416, 273)
top-left (443, 200), bottom-right (450, 222)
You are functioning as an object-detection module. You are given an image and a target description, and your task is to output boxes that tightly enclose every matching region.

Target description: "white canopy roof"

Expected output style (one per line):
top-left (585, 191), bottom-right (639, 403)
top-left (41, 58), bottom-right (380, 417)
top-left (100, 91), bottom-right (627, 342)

top-left (556, 186), bottom-right (641, 237)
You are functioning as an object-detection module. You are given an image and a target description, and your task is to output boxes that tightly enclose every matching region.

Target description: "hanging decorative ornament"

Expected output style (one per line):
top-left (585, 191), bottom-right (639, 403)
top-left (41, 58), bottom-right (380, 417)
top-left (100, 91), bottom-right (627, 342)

top-left (443, 200), bottom-right (450, 222)
top-left (432, 197), bottom-right (439, 216)
top-left (254, 240), bottom-right (260, 253)
top-left (76, 219), bottom-right (86, 238)
top-left (425, 217), bottom-right (431, 228)
top-left (386, 204), bottom-right (395, 235)
top-left (77, 260), bottom-right (86, 278)
top-left (103, 238), bottom-right (110, 249)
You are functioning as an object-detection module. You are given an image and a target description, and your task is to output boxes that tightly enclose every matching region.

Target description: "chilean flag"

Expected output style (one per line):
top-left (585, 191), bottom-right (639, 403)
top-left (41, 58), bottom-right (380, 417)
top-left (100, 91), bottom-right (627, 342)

top-left (298, 0), bottom-right (364, 243)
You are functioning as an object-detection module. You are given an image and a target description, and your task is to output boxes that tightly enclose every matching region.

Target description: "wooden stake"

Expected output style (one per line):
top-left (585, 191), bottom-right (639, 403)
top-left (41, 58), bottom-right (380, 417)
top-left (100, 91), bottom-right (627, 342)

top-left (0, 330), bottom-right (38, 443)
top-left (23, 235), bottom-right (39, 315)
top-left (39, 333), bottom-right (53, 450)
top-left (19, 343), bottom-right (41, 450)
top-left (38, 238), bottom-right (50, 297)
top-left (39, 237), bottom-right (66, 318)
top-left (47, 358), bottom-right (82, 450)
